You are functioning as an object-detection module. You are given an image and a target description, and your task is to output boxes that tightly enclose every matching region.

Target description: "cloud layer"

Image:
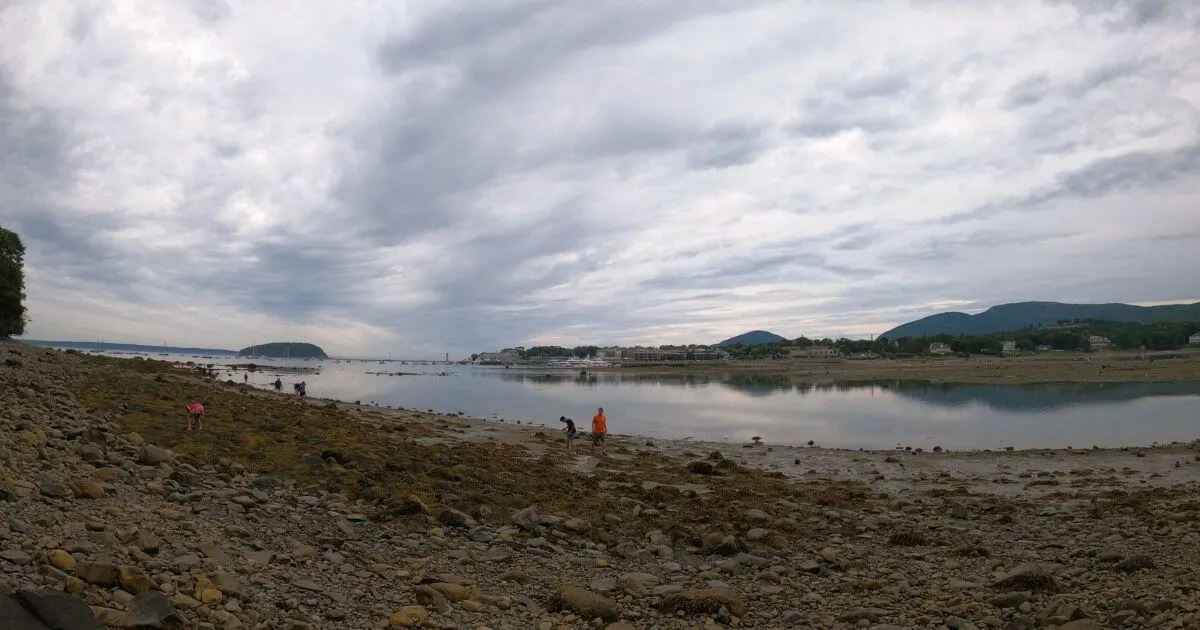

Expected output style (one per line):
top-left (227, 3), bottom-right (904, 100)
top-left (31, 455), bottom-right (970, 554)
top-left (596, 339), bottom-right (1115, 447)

top-left (2, 0), bottom-right (1198, 356)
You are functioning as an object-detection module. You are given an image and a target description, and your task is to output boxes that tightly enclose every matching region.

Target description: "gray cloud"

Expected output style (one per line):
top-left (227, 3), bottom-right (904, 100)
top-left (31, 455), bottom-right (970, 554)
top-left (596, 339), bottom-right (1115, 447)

top-left (2, 0), bottom-right (1199, 354)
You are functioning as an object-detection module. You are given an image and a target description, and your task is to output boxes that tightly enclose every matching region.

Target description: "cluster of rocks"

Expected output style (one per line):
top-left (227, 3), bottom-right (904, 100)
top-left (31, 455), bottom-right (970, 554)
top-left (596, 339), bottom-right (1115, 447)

top-left (3, 340), bottom-right (1200, 629)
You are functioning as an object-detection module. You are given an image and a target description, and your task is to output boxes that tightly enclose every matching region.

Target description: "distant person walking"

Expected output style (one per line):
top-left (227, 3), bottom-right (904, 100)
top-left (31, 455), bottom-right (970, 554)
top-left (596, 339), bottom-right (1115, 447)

top-left (560, 416), bottom-right (578, 454)
top-left (186, 401), bottom-right (205, 431)
top-left (299, 381), bottom-right (307, 398)
top-left (274, 378), bottom-right (282, 392)
top-left (243, 373), bottom-right (248, 383)
top-left (591, 407), bottom-right (608, 455)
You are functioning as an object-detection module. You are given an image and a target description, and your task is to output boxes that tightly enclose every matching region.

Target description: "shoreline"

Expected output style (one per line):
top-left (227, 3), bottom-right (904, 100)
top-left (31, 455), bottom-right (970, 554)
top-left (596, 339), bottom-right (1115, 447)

top-left (6, 339), bottom-right (1200, 629)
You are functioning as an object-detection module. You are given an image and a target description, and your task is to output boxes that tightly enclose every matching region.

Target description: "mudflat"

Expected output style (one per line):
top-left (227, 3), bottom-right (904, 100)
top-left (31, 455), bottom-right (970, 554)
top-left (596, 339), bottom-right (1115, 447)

top-left (598, 351), bottom-right (1200, 384)
top-left (2, 339), bottom-right (1198, 629)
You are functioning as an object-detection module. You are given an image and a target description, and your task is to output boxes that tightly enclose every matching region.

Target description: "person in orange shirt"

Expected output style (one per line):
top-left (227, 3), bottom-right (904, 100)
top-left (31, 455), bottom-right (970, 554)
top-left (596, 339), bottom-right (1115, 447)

top-left (591, 407), bottom-right (608, 455)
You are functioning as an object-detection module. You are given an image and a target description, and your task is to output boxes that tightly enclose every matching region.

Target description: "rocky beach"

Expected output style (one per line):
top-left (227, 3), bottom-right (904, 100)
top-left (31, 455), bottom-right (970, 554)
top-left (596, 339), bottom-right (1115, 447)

top-left (2, 339), bottom-right (1199, 629)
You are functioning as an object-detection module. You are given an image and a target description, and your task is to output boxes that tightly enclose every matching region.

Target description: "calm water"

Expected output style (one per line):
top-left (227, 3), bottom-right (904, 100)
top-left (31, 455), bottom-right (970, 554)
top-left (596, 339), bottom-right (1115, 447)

top-left (90, 351), bottom-right (1200, 450)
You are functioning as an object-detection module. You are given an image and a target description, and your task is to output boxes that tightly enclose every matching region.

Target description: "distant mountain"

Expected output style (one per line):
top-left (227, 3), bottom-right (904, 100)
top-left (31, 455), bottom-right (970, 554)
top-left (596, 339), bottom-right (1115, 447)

top-left (716, 330), bottom-right (787, 347)
top-left (881, 301), bottom-right (1200, 339)
top-left (22, 340), bottom-right (236, 355)
top-left (239, 342), bottom-right (328, 359)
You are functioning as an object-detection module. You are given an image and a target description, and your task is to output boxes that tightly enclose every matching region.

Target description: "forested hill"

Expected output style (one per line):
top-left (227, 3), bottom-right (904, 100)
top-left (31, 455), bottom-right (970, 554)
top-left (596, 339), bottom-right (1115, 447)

top-left (716, 330), bottom-right (787, 347)
top-left (882, 301), bottom-right (1200, 339)
top-left (238, 342), bottom-right (328, 359)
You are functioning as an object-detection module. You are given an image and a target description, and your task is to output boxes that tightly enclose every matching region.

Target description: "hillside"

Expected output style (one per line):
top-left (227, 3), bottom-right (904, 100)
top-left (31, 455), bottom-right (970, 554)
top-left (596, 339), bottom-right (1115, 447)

top-left (22, 340), bottom-right (236, 355)
top-left (238, 341), bottom-right (328, 359)
top-left (716, 330), bottom-right (787, 346)
top-left (881, 301), bottom-right (1200, 339)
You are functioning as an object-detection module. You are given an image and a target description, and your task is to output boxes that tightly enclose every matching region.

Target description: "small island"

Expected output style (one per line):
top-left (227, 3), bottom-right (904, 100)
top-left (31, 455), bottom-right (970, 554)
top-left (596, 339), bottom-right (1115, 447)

top-left (238, 342), bottom-right (328, 359)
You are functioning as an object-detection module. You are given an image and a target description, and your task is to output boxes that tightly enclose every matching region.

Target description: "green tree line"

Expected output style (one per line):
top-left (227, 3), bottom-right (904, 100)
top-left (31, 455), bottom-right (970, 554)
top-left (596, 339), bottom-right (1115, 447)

top-left (0, 227), bottom-right (28, 337)
top-left (721, 320), bottom-right (1200, 359)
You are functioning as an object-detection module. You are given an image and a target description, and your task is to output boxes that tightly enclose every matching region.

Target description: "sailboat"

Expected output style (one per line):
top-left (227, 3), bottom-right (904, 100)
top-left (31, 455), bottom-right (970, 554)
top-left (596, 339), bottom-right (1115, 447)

top-left (158, 339), bottom-right (168, 356)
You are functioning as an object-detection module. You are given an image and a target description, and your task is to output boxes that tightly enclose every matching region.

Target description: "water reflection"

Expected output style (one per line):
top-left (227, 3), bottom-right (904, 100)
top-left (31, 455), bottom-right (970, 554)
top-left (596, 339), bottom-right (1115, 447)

top-left (82, 352), bottom-right (1200, 450)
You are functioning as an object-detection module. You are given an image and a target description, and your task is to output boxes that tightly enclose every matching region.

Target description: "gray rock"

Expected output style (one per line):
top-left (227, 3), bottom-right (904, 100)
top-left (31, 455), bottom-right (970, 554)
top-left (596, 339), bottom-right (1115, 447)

top-left (990, 591), bottom-right (1031, 608)
top-left (950, 503), bottom-right (969, 520)
top-left (1115, 555), bottom-right (1155, 572)
top-left (121, 591), bottom-right (181, 628)
top-left (138, 445), bottom-right (171, 466)
top-left (76, 561), bottom-right (120, 586)
top-left (556, 584), bottom-right (619, 622)
top-left (36, 474), bottom-right (72, 499)
top-left (512, 506), bottom-right (540, 531)
top-left (0, 550), bottom-right (32, 565)
top-left (482, 547), bottom-right (512, 562)
top-left (734, 552), bottom-right (770, 568)
top-left (778, 610), bottom-right (806, 626)
top-left (16, 589), bottom-right (106, 629)
top-left (840, 608), bottom-right (889, 623)
top-left (0, 592), bottom-right (46, 630)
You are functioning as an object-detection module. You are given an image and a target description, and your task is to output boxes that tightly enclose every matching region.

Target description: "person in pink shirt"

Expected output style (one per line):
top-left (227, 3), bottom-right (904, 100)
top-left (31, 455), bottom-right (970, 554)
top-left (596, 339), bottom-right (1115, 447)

top-left (186, 401), bottom-right (206, 431)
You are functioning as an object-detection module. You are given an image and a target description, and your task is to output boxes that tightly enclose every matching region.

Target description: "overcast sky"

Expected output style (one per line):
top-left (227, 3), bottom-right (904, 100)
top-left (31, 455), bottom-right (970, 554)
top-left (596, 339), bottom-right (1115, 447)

top-left (2, 0), bottom-right (1198, 357)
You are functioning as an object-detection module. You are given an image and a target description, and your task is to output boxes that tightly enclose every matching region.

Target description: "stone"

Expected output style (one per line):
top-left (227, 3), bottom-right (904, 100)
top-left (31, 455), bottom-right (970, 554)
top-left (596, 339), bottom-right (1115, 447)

top-left (1095, 550), bottom-right (1122, 562)
top-left (658, 588), bottom-right (746, 618)
top-left (556, 584), bottom-right (620, 622)
top-left (618, 573), bottom-right (661, 596)
top-left (437, 508), bottom-right (476, 527)
top-left (79, 444), bottom-right (105, 462)
top-left (513, 506), bottom-right (540, 531)
top-left (138, 445), bottom-right (172, 465)
top-left (122, 591), bottom-right (181, 628)
top-left (134, 531), bottom-right (161, 554)
top-left (119, 566), bottom-right (155, 594)
top-left (989, 592), bottom-right (1031, 608)
top-left (15, 589), bottom-right (106, 629)
top-left (1057, 622), bottom-right (1102, 630)
top-left (76, 561), bottom-right (120, 586)
top-left (686, 461), bottom-right (714, 475)
top-left (0, 591), bottom-right (47, 630)
top-left (482, 547), bottom-right (512, 562)
top-left (1115, 555), bottom-right (1155, 572)
top-left (37, 474), bottom-right (73, 499)
top-left (69, 481), bottom-right (105, 499)
top-left (993, 563), bottom-right (1058, 593)
top-left (198, 542), bottom-right (232, 567)
top-left (389, 605), bottom-right (429, 627)
top-left (413, 586), bottom-right (450, 613)
top-left (0, 550), bottom-right (32, 565)
top-left (429, 582), bottom-right (473, 602)
top-left (950, 503), bottom-right (969, 519)
top-left (48, 550), bottom-right (76, 571)
top-left (562, 518), bottom-right (590, 532)
top-left (839, 608), bottom-right (890, 623)
top-left (779, 610), bottom-right (806, 625)
top-left (245, 550), bottom-right (273, 566)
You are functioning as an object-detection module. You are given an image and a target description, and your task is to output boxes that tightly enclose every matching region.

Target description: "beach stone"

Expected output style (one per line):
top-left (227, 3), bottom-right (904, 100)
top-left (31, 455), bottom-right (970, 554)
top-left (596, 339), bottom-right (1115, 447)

top-left (69, 480), bottom-right (105, 499)
top-left (619, 572), bottom-right (661, 596)
top-left (122, 591), bottom-right (181, 627)
top-left (429, 582), bottom-right (472, 602)
top-left (134, 531), bottom-right (161, 554)
top-left (556, 584), bottom-right (619, 622)
top-left (15, 589), bottom-right (105, 629)
top-left (512, 506), bottom-right (540, 531)
top-left (138, 445), bottom-right (172, 465)
top-left (1115, 555), bottom-right (1155, 572)
top-left (119, 566), bottom-right (155, 594)
top-left (0, 591), bottom-right (46, 630)
top-left (686, 461), bottom-right (714, 475)
top-left (413, 586), bottom-right (450, 613)
top-left (389, 605), bottom-right (428, 627)
top-left (48, 550), bottom-right (76, 571)
top-left (561, 518), bottom-right (590, 532)
top-left (950, 503), bottom-right (969, 519)
top-left (37, 474), bottom-right (73, 499)
top-left (659, 588), bottom-right (746, 618)
top-left (79, 444), bottom-right (105, 462)
top-left (244, 550), bottom-right (273, 566)
top-left (1057, 622), bottom-right (1102, 630)
top-left (0, 550), bottom-right (32, 565)
top-left (76, 561), bottom-right (120, 586)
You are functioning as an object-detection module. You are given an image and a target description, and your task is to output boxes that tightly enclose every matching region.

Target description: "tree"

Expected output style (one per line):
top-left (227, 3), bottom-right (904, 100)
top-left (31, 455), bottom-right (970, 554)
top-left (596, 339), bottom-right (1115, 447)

top-left (0, 227), bottom-right (27, 337)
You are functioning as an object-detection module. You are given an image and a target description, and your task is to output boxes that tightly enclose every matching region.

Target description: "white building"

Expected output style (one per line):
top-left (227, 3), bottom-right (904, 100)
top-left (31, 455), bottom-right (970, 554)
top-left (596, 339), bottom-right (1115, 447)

top-left (1002, 340), bottom-right (1017, 354)
top-left (788, 346), bottom-right (840, 360)
top-left (929, 342), bottom-right (952, 355)
top-left (1190, 333), bottom-right (1200, 346)
top-left (1088, 335), bottom-right (1113, 351)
